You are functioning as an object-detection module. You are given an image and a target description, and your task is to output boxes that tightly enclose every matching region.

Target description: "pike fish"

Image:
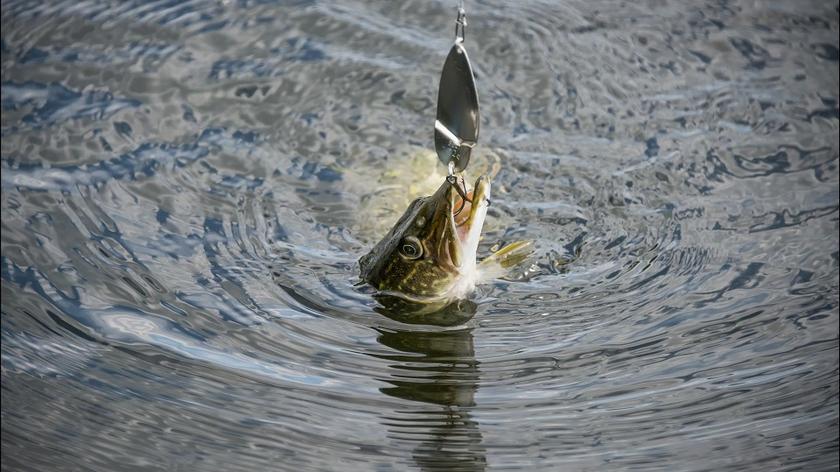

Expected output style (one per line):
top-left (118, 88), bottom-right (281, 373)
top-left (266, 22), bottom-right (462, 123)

top-left (359, 174), bottom-right (529, 307)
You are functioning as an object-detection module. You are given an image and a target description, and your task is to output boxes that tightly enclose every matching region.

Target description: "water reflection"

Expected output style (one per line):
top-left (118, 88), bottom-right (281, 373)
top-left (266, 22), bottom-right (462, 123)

top-left (374, 300), bottom-right (486, 471)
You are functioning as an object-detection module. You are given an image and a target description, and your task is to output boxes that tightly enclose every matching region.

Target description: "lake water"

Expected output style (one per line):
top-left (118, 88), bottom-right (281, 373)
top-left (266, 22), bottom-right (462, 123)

top-left (1, 1), bottom-right (838, 471)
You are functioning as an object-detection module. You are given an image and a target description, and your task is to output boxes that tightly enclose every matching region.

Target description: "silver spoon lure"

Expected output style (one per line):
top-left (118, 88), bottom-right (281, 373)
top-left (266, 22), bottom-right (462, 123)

top-left (435, 6), bottom-right (480, 176)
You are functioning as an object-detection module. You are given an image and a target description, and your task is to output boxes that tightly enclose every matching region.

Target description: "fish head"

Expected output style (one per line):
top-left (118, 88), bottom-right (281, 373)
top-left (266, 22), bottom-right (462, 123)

top-left (359, 174), bottom-right (490, 301)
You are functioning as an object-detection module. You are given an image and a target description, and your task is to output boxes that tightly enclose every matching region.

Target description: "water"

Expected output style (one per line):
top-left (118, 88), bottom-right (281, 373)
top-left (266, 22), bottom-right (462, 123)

top-left (1, 1), bottom-right (838, 470)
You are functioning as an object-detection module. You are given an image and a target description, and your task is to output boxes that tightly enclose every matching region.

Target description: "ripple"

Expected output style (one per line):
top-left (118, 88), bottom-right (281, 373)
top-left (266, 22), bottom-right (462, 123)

top-left (2, 0), bottom-right (839, 471)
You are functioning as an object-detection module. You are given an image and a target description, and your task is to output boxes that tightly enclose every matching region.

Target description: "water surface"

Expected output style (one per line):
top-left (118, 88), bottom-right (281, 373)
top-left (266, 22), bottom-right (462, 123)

top-left (2, 0), bottom-right (838, 471)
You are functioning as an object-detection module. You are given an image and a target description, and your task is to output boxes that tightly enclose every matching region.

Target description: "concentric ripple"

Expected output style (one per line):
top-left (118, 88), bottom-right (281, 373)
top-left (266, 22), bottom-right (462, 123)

top-left (2, 0), bottom-right (838, 471)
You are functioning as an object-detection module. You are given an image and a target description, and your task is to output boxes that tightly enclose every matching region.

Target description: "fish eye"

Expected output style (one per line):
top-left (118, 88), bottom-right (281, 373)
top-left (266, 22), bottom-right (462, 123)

top-left (400, 236), bottom-right (424, 260)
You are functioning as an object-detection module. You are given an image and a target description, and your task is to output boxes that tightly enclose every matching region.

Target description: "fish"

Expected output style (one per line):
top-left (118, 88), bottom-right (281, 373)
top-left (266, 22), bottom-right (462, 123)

top-left (359, 173), bottom-right (532, 311)
top-left (359, 174), bottom-right (491, 304)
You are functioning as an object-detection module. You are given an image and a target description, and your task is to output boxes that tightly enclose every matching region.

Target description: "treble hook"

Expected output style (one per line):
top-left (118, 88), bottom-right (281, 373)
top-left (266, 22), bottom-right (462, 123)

top-left (446, 173), bottom-right (472, 218)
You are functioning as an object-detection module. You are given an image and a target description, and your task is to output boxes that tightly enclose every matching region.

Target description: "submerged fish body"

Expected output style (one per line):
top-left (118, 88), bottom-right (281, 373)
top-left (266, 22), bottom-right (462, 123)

top-left (359, 175), bottom-right (490, 303)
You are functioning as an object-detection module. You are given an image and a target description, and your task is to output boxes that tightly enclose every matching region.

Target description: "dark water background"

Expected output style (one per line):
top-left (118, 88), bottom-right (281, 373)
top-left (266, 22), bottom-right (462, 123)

top-left (2, 1), bottom-right (839, 470)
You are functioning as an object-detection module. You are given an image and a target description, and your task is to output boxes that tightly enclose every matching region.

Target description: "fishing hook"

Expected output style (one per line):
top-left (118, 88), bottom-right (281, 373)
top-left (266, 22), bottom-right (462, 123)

top-left (447, 173), bottom-right (472, 218)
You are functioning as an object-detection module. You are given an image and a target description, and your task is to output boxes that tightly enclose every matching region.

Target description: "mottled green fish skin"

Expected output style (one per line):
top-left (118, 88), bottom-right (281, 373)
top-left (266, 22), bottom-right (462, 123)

top-left (359, 177), bottom-right (473, 301)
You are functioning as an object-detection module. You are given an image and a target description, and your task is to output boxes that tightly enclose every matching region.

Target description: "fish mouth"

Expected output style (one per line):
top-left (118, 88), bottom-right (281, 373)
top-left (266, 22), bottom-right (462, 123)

top-left (446, 175), bottom-right (490, 269)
